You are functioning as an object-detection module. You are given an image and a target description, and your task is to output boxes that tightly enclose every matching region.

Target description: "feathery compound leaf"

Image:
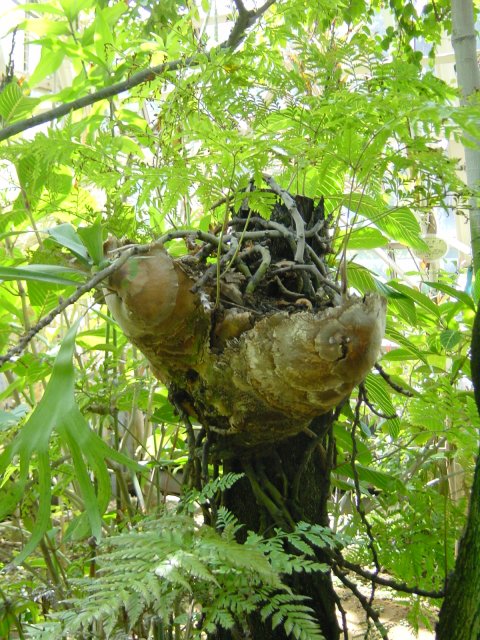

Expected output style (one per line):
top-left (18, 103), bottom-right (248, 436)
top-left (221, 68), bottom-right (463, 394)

top-left (39, 514), bottom-right (330, 637)
top-left (0, 82), bottom-right (41, 124)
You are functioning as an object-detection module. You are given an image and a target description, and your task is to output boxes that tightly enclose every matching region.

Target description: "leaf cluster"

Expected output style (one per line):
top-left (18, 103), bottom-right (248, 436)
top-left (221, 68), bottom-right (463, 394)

top-left (28, 511), bottom-right (331, 640)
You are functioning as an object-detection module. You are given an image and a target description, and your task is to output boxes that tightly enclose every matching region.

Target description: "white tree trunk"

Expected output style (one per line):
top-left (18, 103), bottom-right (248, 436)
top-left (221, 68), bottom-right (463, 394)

top-left (451, 0), bottom-right (480, 271)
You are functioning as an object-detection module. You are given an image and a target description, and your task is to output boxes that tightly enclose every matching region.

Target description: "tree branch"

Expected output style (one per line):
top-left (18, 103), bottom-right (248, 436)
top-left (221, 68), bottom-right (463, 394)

top-left (0, 57), bottom-right (193, 143)
top-left (223, 0), bottom-right (276, 49)
top-left (335, 555), bottom-right (445, 599)
top-left (0, 1), bottom-right (276, 143)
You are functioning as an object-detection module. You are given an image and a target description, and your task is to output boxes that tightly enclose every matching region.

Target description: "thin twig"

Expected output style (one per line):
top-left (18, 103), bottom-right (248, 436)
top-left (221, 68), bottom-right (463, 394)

top-left (0, 246), bottom-right (144, 366)
top-left (351, 395), bottom-right (381, 604)
top-left (331, 565), bottom-right (389, 640)
top-left (223, 0), bottom-right (276, 49)
top-left (374, 363), bottom-right (415, 397)
top-left (331, 589), bottom-right (349, 640)
top-left (360, 383), bottom-right (398, 420)
top-left (334, 555), bottom-right (444, 599)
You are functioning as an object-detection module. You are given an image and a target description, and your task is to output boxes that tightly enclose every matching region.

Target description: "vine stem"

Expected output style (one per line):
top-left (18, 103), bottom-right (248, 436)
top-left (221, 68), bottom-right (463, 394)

top-left (374, 363), bottom-right (414, 397)
top-left (350, 392), bottom-right (381, 611)
top-left (333, 554), bottom-right (444, 599)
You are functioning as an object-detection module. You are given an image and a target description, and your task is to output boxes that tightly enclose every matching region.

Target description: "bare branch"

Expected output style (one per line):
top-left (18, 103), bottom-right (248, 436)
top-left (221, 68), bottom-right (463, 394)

top-left (223, 0), bottom-right (276, 49)
top-left (335, 556), bottom-right (445, 599)
top-left (0, 57), bottom-right (193, 143)
top-left (331, 565), bottom-right (390, 640)
top-left (359, 382), bottom-right (398, 420)
top-left (374, 363), bottom-right (415, 397)
top-left (262, 173), bottom-right (306, 262)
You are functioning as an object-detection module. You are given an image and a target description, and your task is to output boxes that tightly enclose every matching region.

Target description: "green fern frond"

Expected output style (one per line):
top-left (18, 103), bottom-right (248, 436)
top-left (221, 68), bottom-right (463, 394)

top-left (29, 511), bottom-right (330, 639)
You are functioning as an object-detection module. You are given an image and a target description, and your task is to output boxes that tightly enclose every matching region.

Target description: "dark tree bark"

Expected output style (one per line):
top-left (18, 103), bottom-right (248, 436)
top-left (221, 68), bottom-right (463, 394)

top-left (436, 305), bottom-right (480, 639)
top-left (213, 416), bottom-right (340, 640)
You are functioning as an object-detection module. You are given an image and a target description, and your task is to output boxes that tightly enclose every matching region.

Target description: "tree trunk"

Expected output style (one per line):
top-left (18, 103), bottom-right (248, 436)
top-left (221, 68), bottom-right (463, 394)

top-left (436, 303), bottom-right (480, 638)
top-left (213, 415), bottom-right (340, 640)
top-left (103, 191), bottom-right (385, 640)
top-left (437, 4), bottom-right (480, 635)
top-left (450, 0), bottom-right (480, 272)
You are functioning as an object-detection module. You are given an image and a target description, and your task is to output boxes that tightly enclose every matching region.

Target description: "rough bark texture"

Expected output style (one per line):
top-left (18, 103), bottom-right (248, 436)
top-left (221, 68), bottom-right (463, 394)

top-left (213, 417), bottom-right (340, 640)
top-left (436, 303), bottom-right (480, 639)
top-left (104, 192), bottom-right (386, 638)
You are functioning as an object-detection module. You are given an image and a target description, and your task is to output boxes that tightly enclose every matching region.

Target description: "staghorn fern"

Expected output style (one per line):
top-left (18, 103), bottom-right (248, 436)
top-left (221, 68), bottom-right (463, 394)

top-left (26, 510), bottom-right (338, 639)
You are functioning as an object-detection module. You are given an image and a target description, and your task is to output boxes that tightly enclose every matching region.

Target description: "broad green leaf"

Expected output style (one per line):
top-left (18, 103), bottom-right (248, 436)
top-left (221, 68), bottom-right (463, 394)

top-left (333, 423), bottom-right (372, 464)
top-left (439, 329), bottom-right (463, 351)
top-left (374, 281), bottom-right (418, 323)
top-left (15, 451), bottom-right (52, 564)
top-left (114, 135), bottom-right (145, 157)
top-left (347, 227), bottom-right (388, 249)
top-left (26, 282), bottom-right (68, 312)
top-left (29, 47), bottom-right (65, 87)
top-left (388, 297), bottom-right (417, 325)
top-left (386, 327), bottom-right (429, 364)
top-left (388, 281), bottom-right (440, 319)
top-left (77, 220), bottom-right (106, 266)
top-left (335, 462), bottom-right (404, 493)
top-left (11, 3), bottom-right (64, 16)
top-left (0, 265), bottom-right (81, 286)
top-left (376, 207), bottom-right (427, 252)
top-left (0, 405), bottom-right (28, 430)
top-left (424, 281), bottom-right (476, 311)
top-left (409, 399), bottom-right (445, 432)
top-left (381, 348), bottom-right (420, 362)
top-left (346, 194), bottom-right (427, 251)
top-left (62, 422), bottom-right (103, 541)
top-left (59, 0), bottom-right (95, 20)
top-left (346, 262), bottom-right (378, 293)
top-left (0, 322), bottom-right (143, 562)
top-left (15, 17), bottom-right (70, 37)
top-left (94, 8), bottom-right (115, 66)
top-left (472, 271), bottom-right (480, 305)
top-left (15, 153), bottom-right (48, 208)
top-left (48, 223), bottom-right (91, 265)
top-left (364, 373), bottom-right (400, 438)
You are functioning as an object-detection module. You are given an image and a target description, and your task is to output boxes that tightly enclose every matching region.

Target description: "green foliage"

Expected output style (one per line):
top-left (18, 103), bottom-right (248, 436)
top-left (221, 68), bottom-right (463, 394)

top-left (26, 512), bottom-right (329, 639)
top-left (0, 0), bottom-right (478, 636)
top-left (0, 321), bottom-right (142, 564)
